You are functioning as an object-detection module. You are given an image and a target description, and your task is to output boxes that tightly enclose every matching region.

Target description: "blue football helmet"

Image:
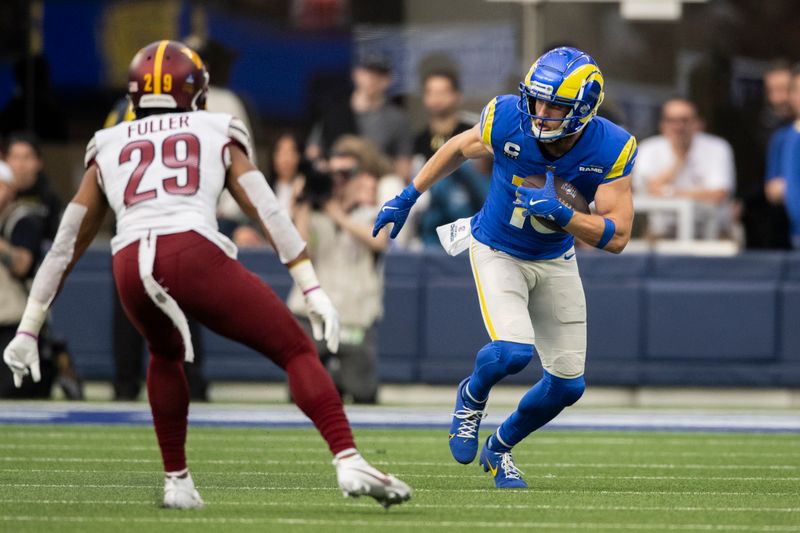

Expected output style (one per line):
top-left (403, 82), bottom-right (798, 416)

top-left (517, 47), bottom-right (605, 142)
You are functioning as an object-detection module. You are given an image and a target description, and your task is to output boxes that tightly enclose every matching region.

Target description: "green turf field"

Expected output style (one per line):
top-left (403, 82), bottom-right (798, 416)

top-left (0, 424), bottom-right (798, 532)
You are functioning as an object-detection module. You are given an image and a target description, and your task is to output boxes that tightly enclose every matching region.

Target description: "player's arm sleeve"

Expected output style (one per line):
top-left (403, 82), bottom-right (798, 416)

top-left (226, 117), bottom-right (254, 165)
top-left (478, 97), bottom-right (499, 150)
top-left (235, 170), bottom-right (306, 264)
top-left (604, 135), bottom-right (638, 183)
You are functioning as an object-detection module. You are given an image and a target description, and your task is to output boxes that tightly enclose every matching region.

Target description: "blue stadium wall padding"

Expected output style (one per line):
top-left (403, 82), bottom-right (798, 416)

top-left (584, 283), bottom-right (642, 361)
top-left (645, 281), bottom-right (778, 361)
top-left (650, 254), bottom-right (786, 280)
top-left (48, 246), bottom-right (800, 386)
top-left (779, 284), bottom-right (800, 363)
top-left (784, 253), bottom-right (800, 281)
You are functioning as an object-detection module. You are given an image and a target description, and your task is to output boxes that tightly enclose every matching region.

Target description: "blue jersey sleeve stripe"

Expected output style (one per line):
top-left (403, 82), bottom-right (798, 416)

top-left (605, 135), bottom-right (637, 181)
top-left (480, 97), bottom-right (498, 147)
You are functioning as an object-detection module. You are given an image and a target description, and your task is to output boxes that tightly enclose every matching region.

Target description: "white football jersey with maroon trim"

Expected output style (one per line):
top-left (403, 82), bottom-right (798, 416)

top-left (85, 111), bottom-right (252, 257)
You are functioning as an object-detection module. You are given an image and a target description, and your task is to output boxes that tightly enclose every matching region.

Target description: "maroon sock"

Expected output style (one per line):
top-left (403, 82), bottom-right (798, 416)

top-left (147, 355), bottom-right (189, 472)
top-left (286, 354), bottom-right (356, 455)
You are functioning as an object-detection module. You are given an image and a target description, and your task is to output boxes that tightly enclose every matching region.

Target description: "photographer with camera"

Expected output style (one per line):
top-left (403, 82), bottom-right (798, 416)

top-left (0, 151), bottom-right (52, 397)
top-left (288, 136), bottom-right (389, 404)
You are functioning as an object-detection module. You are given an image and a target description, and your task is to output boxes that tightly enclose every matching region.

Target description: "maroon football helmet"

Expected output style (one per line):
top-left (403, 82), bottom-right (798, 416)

top-left (128, 40), bottom-right (209, 112)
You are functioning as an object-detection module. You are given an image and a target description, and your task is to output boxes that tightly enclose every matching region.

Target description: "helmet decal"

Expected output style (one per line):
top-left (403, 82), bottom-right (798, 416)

top-left (128, 40), bottom-right (209, 112)
top-left (517, 46), bottom-right (605, 142)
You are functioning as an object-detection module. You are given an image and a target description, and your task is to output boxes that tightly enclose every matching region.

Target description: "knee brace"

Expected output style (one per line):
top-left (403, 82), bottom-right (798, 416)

top-left (476, 340), bottom-right (534, 376)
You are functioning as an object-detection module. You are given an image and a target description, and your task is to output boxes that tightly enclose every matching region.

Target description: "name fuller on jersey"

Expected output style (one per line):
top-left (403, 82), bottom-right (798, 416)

top-left (127, 115), bottom-right (190, 138)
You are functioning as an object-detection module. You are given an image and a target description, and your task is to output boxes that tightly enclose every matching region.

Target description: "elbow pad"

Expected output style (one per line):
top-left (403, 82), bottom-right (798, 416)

top-left (237, 170), bottom-right (306, 263)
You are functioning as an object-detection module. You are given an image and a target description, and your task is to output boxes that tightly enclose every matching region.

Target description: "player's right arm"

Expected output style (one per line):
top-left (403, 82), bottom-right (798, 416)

top-left (373, 123), bottom-right (492, 239)
top-left (3, 165), bottom-right (108, 387)
top-left (412, 124), bottom-right (492, 192)
top-left (224, 143), bottom-right (340, 353)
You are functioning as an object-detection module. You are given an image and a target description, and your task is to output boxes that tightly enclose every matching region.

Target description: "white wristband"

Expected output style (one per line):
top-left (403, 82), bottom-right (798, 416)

top-left (288, 259), bottom-right (321, 295)
top-left (17, 299), bottom-right (48, 337)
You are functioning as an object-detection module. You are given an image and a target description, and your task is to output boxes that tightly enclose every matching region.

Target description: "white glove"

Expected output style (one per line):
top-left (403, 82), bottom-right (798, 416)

top-left (3, 333), bottom-right (41, 388)
top-left (305, 288), bottom-right (340, 354)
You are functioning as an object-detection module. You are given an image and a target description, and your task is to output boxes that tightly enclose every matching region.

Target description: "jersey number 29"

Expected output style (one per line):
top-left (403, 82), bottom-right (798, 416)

top-left (120, 133), bottom-right (201, 207)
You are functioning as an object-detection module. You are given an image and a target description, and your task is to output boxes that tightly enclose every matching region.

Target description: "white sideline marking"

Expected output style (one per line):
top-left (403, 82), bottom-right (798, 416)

top-left (1, 515), bottom-right (798, 531)
top-left (1, 468), bottom-right (797, 482)
top-left (0, 442), bottom-right (796, 460)
top-left (3, 402), bottom-right (799, 432)
top-left (2, 430), bottom-right (796, 448)
top-left (1, 498), bottom-right (798, 514)
top-left (0, 455), bottom-right (796, 470)
top-left (1, 483), bottom-right (796, 496)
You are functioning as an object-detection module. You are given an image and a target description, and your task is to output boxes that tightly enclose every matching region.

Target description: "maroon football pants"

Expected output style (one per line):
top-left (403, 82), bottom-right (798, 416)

top-left (112, 231), bottom-right (355, 472)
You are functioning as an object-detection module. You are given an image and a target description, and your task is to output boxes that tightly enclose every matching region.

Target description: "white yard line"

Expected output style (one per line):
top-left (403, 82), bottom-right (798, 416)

top-left (1, 429), bottom-right (795, 447)
top-left (0, 515), bottom-right (798, 531)
top-left (0, 498), bottom-right (797, 514)
top-left (0, 455), bottom-right (796, 470)
top-left (0, 442), bottom-right (796, 460)
top-left (1, 483), bottom-right (795, 496)
top-left (1, 468), bottom-right (797, 482)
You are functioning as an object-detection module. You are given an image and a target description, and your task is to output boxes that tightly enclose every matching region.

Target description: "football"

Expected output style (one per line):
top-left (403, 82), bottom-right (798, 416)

top-left (520, 174), bottom-right (590, 232)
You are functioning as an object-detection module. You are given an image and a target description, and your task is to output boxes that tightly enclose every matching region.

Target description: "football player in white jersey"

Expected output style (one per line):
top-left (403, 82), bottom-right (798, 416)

top-left (3, 40), bottom-right (411, 509)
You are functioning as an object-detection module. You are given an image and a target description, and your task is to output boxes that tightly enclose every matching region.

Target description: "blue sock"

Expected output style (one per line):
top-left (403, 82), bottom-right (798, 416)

top-left (464, 341), bottom-right (534, 409)
top-left (461, 379), bottom-right (486, 410)
top-left (495, 371), bottom-right (585, 449)
top-left (487, 430), bottom-right (511, 453)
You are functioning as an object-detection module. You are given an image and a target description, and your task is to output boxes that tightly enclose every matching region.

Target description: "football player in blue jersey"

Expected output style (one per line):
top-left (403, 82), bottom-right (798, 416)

top-left (374, 47), bottom-right (637, 488)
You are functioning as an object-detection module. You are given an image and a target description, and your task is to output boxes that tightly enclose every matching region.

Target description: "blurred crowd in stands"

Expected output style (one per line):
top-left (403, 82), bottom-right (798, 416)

top-left (3, 44), bottom-right (800, 400)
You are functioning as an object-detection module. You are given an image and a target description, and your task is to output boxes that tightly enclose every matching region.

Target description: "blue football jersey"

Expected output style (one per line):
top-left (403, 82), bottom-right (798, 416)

top-left (470, 94), bottom-right (637, 260)
top-left (769, 123), bottom-right (800, 237)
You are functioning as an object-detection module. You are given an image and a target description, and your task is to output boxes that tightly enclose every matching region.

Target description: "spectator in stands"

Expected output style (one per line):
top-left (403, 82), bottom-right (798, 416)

top-left (288, 139), bottom-right (389, 404)
top-left (232, 133), bottom-right (310, 248)
top-left (306, 54), bottom-right (413, 180)
top-left (0, 137), bottom-right (83, 400)
top-left (187, 37), bottom-right (261, 230)
top-left (413, 70), bottom-right (489, 247)
top-left (413, 70), bottom-right (473, 162)
top-left (633, 97), bottom-right (736, 239)
top-left (765, 64), bottom-right (800, 249)
top-left (760, 61), bottom-right (795, 146)
top-left (0, 161), bottom-right (47, 397)
top-left (4, 133), bottom-right (62, 240)
top-left (741, 60), bottom-right (793, 249)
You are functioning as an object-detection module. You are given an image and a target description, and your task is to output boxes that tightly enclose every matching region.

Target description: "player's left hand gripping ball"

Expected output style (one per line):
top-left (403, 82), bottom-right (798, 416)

top-left (305, 288), bottom-right (341, 353)
top-left (515, 169), bottom-right (574, 227)
top-left (372, 183), bottom-right (422, 239)
top-left (3, 333), bottom-right (41, 388)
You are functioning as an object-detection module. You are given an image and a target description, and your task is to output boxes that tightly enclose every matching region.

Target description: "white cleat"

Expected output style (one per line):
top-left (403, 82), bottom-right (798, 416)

top-left (333, 448), bottom-right (412, 509)
top-left (163, 469), bottom-right (205, 510)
